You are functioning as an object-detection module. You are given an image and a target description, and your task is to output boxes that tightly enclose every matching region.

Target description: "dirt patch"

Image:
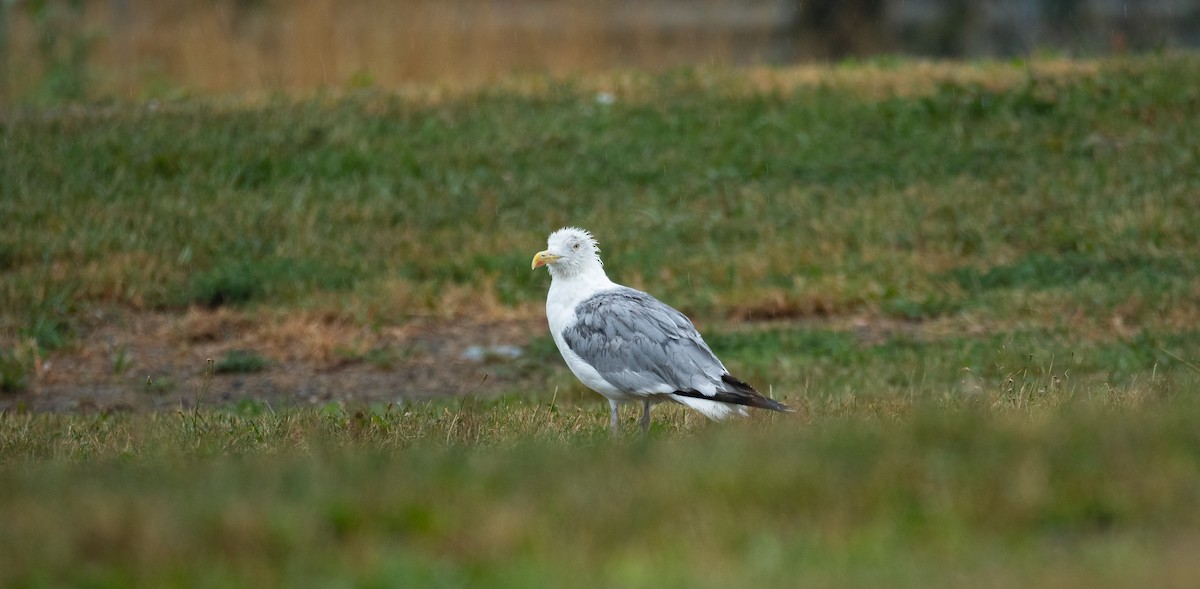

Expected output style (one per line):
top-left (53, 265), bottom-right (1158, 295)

top-left (1, 308), bottom-right (553, 413)
top-left (1, 306), bottom-right (952, 413)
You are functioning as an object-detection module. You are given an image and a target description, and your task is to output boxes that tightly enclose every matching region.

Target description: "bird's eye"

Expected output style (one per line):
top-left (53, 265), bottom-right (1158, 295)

top-left (573, 243), bottom-right (580, 250)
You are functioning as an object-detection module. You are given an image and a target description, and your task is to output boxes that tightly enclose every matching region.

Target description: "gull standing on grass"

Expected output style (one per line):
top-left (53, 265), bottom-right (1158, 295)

top-left (532, 227), bottom-right (791, 435)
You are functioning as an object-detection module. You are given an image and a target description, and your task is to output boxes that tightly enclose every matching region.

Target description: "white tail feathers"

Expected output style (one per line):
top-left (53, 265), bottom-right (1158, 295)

top-left (669, 394), bottom-right (749, 421)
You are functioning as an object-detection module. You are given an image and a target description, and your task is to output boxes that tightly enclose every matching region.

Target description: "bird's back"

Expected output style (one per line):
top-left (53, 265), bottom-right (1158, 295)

top-left (560, 286), bottom-right (728, 396)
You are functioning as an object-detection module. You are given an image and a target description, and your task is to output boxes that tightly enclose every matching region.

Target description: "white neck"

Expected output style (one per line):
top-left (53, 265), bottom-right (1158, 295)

top-left (545, 263), bottom-right (617, 327)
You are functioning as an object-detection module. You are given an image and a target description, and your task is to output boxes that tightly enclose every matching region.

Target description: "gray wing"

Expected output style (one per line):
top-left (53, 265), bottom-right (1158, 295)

top-left (562, 287), bottom-right (727, 395)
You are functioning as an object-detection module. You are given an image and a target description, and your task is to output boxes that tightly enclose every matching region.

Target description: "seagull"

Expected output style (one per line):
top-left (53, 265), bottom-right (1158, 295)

top-left (531, 227), bottom-right (791, 435)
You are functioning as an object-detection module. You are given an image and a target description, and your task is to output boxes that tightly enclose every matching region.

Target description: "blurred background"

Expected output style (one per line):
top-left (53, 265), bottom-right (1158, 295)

top-left (2, 0), bottom-right (1198, 102)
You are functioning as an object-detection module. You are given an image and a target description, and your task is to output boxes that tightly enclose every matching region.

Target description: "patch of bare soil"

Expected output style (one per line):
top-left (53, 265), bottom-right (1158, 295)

top-left (0, 306), bottom-right (945, 414)
top-left (0, 308), bottom-right (553, 413)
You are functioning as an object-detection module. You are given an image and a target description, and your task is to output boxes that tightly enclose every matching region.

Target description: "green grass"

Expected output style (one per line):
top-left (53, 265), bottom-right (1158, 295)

top-left (2, 55), bottom-right (1200, 586)
top-left (213, 349), bottom-right (272, 374)
top-left (2, 56), bottom-right (1197, 325)
top-left (3, 55), bottom-right (1198, 396)
top-left (3, 395), bottom-right (1200, 588)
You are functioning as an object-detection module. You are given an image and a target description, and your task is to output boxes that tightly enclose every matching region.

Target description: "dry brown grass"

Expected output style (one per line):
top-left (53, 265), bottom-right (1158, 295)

top-left (8, 0), bottom-right (780, 99)
top-left (4, 0), bottom-right (1109, 110)
top-left (740, 58), bottom-right (1102, 99)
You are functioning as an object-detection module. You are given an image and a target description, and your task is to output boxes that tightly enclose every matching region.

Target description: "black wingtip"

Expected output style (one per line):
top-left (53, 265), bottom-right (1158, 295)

top-left (720, 373), bottom-right (794, 413)
top-left (666, 374), bottom-right (794, 413)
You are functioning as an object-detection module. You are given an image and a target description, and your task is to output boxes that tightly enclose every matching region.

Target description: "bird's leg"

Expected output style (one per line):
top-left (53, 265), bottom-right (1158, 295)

top-left (640, 398), bottom-right (652, 434)
top-left (608, 399), bottom-right (620, 437)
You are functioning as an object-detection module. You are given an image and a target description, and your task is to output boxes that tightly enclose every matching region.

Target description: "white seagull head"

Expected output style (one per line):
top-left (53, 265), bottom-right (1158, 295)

top-left (531, 227), bottom-right (603, 279)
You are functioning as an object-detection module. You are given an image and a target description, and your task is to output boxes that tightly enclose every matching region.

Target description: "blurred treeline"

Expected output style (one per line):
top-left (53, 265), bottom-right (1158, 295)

top-left (2, 0), bottom-right (1197, 102)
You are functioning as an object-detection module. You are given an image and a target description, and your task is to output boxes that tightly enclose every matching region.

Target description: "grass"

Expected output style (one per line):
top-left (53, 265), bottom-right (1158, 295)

top-left (2, 54), bottom-right (1200, 585)
top-left (4, 0), bottom-right (780, 98)
top-left (1, 54), bottom-right (1196, 381)
top-left (3, 393), bottom-right (1200, 587)
top-left (3, 56), bottom-right (1198, 327)
top-left (213, 349), bottom-right (272, 375)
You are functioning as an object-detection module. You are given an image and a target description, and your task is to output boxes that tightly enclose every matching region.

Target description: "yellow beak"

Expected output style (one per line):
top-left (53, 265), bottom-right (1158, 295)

top-left (531, 250), bottom-right (562, 269)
